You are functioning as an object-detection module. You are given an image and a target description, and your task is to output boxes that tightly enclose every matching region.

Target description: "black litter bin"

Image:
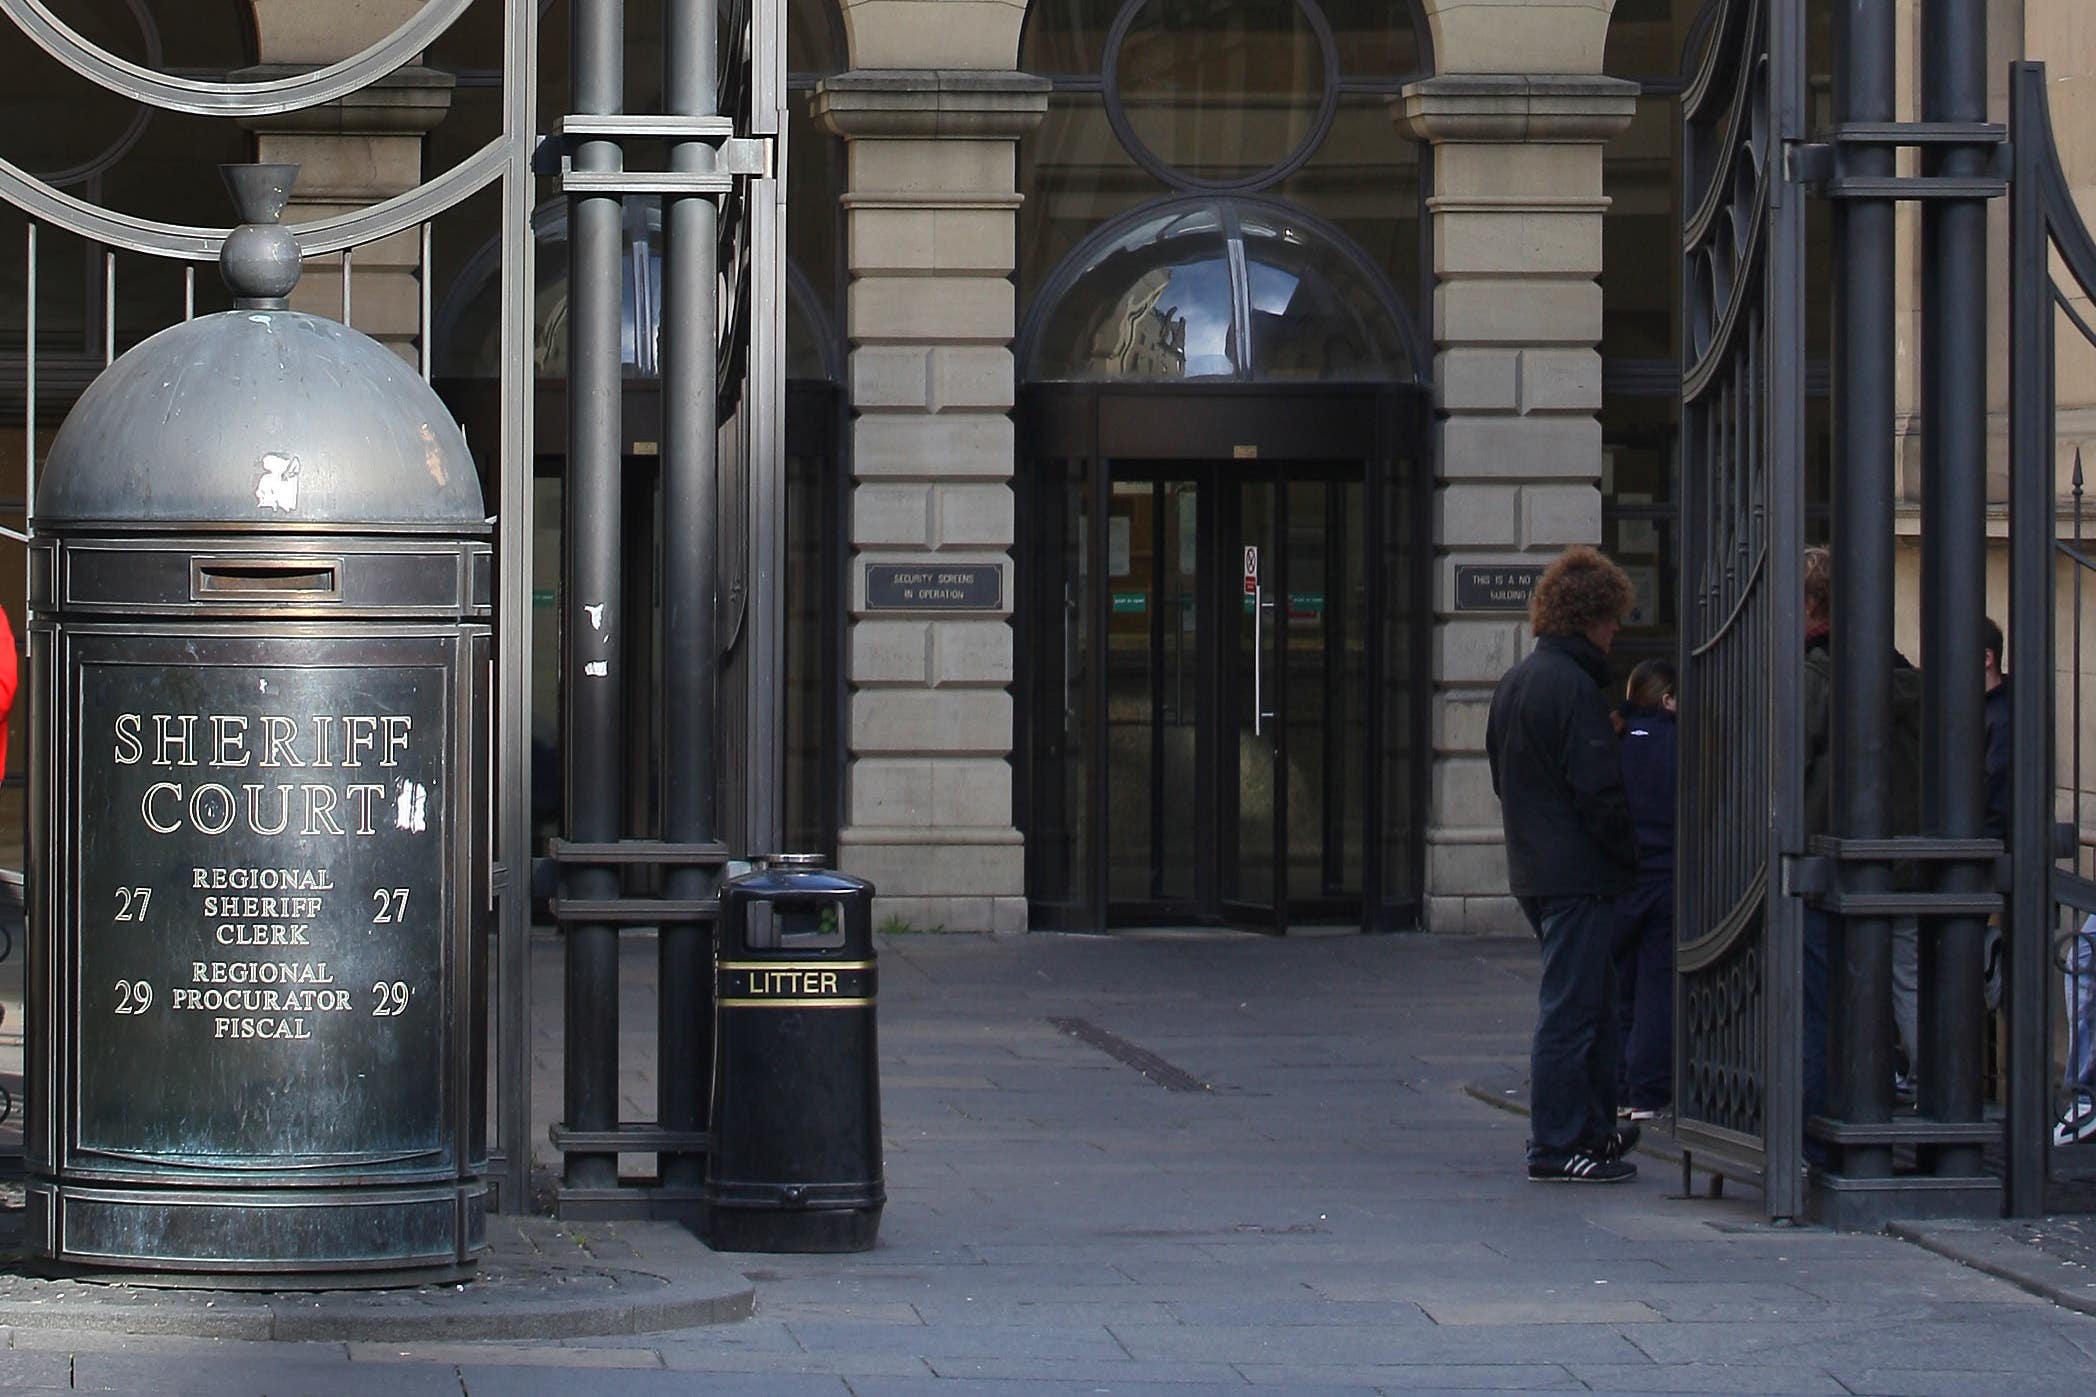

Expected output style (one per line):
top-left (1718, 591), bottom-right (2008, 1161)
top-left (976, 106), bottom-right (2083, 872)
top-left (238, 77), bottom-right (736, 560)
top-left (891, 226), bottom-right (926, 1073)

top-left (704, 854), bottom-right (883, 1252)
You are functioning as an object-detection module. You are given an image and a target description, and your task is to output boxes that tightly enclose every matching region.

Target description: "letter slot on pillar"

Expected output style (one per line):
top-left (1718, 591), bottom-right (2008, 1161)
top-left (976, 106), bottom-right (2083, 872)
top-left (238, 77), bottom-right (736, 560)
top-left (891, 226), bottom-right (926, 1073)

top-left (24, 166), bottom-right (491, 1280)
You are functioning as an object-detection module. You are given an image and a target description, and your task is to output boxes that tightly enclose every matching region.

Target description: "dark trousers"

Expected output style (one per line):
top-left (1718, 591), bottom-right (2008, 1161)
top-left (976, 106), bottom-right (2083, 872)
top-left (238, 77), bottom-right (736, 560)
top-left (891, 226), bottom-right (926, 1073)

top-left (1612, 876), bottom-right (1674, 1110)
top-left (1521, 893), bottom-right (1621, 1162)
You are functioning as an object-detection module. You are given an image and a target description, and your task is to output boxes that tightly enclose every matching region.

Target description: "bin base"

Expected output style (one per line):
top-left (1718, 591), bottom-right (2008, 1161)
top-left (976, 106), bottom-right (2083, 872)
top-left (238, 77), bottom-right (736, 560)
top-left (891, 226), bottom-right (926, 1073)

top-left (702, 1204), bottom-right (882, 1254)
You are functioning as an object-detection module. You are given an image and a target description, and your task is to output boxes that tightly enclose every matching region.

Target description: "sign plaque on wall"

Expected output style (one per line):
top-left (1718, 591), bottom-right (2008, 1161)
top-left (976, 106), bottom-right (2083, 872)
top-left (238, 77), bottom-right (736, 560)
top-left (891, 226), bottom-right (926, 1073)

top-left (864, 563), bottom-right (1002, 611)
top-left (1453, 564), bottom-right (1548, 613)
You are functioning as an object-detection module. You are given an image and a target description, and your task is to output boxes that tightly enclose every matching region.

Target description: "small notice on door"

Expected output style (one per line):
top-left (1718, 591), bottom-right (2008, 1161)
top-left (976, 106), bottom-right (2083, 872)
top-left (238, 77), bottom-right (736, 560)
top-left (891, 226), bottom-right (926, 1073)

top-left (1453, 564), bottom-right (1547, 612)
top-left (864, 563), bottom-right (1003, 611)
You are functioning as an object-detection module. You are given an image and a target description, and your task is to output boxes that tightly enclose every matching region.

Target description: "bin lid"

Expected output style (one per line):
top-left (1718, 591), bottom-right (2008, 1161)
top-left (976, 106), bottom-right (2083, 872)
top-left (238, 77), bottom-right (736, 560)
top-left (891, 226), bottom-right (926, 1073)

top-left (38, 164), bottom-right (485, 531)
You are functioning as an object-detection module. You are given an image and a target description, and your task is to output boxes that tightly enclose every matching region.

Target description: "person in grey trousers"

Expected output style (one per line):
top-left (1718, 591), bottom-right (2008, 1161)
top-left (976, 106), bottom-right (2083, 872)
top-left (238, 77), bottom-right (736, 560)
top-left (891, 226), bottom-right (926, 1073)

top-left (1486, 546), bottom-right (1643, 1183)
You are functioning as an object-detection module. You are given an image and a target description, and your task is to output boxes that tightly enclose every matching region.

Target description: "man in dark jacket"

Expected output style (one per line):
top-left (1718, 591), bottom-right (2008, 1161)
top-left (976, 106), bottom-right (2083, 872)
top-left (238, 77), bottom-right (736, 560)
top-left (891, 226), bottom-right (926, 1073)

top-left (1486, 546), bottom-right (1642, 1182)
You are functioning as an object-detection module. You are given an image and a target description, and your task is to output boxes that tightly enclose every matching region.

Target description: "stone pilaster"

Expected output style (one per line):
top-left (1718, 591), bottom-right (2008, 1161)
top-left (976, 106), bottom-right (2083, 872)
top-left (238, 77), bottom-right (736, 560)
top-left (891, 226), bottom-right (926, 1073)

top-left (239, 66), bottom-right (455, 362)
top-left (815, 71), bottom-right (1048, 934)
top-left (1402, 75), bottom-right (1637, 934)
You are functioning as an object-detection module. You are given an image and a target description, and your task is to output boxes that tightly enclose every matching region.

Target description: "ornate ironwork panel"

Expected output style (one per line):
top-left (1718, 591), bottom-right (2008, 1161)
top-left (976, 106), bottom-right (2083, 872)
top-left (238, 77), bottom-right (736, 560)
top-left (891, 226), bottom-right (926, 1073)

top-left (1676, 0), bottom-right (1806, 1219)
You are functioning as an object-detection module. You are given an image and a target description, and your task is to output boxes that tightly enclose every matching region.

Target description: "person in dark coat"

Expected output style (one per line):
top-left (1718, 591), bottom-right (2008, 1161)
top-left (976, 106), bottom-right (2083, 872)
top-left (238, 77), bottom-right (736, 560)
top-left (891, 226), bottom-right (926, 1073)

top-left (1797, 546), bottom-right (1924, 1165)
top-left (1486, 545), bottom-right (1642, 1182)
top-left (1982, 616), bottom-right (2010, 844)
top-left (1613, 659), bottom-right (1676, 1120)
top-left (1981, 616), bottom-right (2010, 1017)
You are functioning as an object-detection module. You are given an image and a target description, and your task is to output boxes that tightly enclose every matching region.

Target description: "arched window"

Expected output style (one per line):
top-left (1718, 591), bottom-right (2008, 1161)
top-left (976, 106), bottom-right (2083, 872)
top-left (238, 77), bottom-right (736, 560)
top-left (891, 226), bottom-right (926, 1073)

top-left (1022, 195), bottom-right (1423, 382)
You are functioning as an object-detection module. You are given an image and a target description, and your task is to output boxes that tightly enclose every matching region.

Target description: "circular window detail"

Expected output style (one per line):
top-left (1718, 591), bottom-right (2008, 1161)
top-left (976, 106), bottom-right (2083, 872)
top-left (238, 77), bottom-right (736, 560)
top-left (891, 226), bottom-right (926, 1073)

top-left (1103, 0), bottom-right (1338, 192)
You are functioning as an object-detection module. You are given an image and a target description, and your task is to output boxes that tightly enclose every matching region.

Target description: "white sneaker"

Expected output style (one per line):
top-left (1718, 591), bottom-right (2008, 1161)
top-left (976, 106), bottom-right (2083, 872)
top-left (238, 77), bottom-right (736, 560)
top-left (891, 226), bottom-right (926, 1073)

top-left (2054, 1091), bottom-right (2096, 1147)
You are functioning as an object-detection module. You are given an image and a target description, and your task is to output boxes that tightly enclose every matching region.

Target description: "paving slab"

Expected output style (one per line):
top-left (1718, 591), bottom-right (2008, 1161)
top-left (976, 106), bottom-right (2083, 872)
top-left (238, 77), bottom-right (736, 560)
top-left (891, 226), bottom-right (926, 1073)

top-left (0, 928), bottom-right (2092, 1391)
top-left (1891, 1214), bottom-right (2096, 1318)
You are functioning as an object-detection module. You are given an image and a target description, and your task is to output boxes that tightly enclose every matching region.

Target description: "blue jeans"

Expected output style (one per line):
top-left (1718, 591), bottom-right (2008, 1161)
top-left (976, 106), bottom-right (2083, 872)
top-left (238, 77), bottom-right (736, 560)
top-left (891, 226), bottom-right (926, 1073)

top-left (1612, 877), bottom-right (1674, 1110)
top-left (1522, 893), bottom-right (1621, 1162)
top-left (2069, 917), bottom-right (2096, 1091)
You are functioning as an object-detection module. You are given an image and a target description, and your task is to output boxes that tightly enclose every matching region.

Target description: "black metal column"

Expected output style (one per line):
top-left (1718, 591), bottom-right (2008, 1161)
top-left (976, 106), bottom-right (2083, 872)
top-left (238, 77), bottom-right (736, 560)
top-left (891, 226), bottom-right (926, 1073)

top-left (659, 0), bottom-right (722, 1200)
top-left (562, 0), bottom-right (627, 1196)
top-left (1916, 0), bottom-right (1990, 1181)
top-left (1826, 0), bottom-right (1898, 1182)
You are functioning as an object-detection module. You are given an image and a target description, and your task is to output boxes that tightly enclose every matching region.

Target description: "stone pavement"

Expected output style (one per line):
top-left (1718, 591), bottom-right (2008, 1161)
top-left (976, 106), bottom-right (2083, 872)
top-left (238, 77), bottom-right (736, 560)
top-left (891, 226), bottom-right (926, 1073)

top-left (6, 927), bottom-right (2096, 1393)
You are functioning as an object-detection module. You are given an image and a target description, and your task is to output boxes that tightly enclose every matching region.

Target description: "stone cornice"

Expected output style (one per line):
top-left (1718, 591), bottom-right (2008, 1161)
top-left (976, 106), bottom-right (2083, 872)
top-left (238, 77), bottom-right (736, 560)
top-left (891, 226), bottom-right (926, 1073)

top-left (815, 69), bottom-right (1050, 140)
top-left (233, 65), bottom-right (455, 137)
top-left (1399, 74), bottom-right (1639, 144)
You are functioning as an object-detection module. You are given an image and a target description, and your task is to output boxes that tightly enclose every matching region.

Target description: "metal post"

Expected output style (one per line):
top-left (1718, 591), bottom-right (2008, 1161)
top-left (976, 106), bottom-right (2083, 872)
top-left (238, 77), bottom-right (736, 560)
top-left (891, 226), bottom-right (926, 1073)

top-left (660, 0), bottom-right (722, 1198)
top-left (2005, 61), bottom-right (2055, 1216)
top-left (563, 0), bottom-right (627, 1196)
top-left (495, 0), bottom-right (541, 1218)
top-left (1827, 0), bottom-right (1898, 1178)
top-left (1917, 0), bottom-right (1990, 1178)
top-left (1763, 0), bottom-right (1808, 1222)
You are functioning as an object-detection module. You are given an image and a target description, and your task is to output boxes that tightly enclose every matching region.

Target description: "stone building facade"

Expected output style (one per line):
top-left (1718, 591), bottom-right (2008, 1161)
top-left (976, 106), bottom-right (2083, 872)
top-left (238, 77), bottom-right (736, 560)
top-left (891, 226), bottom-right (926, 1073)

top-left (1, 0), bottom-right (2092, 933)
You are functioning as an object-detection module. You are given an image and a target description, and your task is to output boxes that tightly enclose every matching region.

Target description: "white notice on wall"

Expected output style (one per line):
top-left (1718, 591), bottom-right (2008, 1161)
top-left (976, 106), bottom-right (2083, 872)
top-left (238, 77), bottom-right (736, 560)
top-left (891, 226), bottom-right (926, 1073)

top-left (1624, 565), bottom-right (1659, 627)
top-left (1109, 516), bottom-right (1132, 577)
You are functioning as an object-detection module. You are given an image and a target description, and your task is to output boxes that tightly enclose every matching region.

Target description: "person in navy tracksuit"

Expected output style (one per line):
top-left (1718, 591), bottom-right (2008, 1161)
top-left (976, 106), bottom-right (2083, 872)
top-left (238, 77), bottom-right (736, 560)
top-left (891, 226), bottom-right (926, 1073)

top-left (1612, 659), bottom-right (1676, 1119)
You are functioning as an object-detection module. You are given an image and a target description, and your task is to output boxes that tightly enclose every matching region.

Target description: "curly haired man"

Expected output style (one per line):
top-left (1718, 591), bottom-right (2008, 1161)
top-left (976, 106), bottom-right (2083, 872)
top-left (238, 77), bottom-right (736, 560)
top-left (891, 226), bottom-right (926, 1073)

top-left (1486, 546), bottom-right (1643, 1183)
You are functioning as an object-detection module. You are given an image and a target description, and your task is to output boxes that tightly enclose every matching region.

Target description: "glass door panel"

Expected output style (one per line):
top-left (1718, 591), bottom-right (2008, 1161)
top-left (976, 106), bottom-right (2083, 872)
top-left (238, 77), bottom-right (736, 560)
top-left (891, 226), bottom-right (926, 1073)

top-left (1105, 479), bottom-right (1156, 904)
top-left (1023, 456), bottom-right (1094, 926)
top-left (1156, 481), bottom-right (1200, 903)
top-left (1224, 477), bottom-right (1282, 923)
top-left (1104, 476), bottom-right (1202, 914)
top-left (1374, 445), bottom-right (1424, 928)
top-left (1280, 478), bottom-right (1367, 912)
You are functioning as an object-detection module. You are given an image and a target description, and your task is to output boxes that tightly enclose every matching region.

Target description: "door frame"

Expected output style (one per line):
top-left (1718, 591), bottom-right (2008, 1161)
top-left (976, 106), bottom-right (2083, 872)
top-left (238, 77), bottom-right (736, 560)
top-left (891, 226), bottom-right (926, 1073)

top-left (1016, 382), bottom-right (1430, 934)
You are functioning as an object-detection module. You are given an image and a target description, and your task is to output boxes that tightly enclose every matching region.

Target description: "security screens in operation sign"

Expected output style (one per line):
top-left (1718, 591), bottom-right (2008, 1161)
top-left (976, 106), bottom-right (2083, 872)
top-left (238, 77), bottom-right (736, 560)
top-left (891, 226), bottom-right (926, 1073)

top-left (73, 658), bottom-right (448, 1163)
top-left (864, 563), bottom-right (1002, 611)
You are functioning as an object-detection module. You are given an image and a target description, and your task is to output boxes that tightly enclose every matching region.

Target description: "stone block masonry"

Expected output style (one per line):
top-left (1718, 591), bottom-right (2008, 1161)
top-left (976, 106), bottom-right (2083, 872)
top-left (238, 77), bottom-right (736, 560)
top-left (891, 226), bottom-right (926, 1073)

top-left (817, 70), bottom-right (1048, 933)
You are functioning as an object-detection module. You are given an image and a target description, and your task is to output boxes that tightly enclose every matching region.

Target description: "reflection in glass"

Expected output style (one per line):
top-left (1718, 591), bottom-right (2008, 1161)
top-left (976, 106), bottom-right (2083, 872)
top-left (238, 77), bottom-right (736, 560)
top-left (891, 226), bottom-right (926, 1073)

top-left (1107, 482), bottom-right (1158, 902)
top-left (1115, 0), bottom-right (1326, 184)
top-left (1026, 0), bottom-right (1127, 76)
top-left (1029, 199), bottom-right (1413, 383)
top-left (1026, 459), bottom-right (1093, 909)
top-left (1230, 481), bottom-right (1276, 907)
top-left (1034, 205), bottom-right (1232, 380)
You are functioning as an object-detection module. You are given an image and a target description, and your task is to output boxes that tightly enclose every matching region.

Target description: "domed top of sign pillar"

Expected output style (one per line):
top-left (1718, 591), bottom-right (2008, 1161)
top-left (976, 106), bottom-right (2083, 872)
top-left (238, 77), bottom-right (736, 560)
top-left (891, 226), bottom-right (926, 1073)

top-left (37, 164), bottom-right (487, 532)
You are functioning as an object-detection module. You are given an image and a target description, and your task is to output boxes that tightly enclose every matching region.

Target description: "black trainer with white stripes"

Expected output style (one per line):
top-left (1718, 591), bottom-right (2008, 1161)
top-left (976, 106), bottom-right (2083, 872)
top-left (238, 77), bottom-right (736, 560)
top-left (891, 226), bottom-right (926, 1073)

top-left (1527, 1151), bottom-right (1637, 1183)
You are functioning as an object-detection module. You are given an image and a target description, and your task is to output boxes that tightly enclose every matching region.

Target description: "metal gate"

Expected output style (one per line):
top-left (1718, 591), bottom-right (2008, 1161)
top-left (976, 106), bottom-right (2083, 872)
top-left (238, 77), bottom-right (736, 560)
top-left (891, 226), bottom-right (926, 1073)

top-left (0, 0), bottom-right (785, 1219)
top-left (2007, 60), bottom-right (2096, 1216)
top-left (1673, 0), bottom-right (1807, 1221)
